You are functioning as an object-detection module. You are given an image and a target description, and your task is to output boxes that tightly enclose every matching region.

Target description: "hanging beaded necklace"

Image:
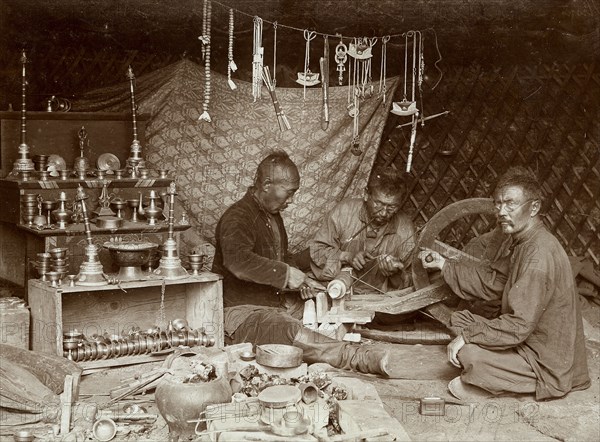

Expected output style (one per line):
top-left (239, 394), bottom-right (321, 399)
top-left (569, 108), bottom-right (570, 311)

top-left (227, 8), bottom-right (237, 90)
top-left (198, 0), bottom-right (212, 122)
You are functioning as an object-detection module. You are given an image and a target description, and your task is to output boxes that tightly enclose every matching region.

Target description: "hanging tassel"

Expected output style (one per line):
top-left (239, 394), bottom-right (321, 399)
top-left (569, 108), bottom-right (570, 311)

top-left (405, 113), bottom-right (419, 172)
top-left (252, 17), bottom-right (264, 101)
top-left (320, 35), bottom-right (330, 131)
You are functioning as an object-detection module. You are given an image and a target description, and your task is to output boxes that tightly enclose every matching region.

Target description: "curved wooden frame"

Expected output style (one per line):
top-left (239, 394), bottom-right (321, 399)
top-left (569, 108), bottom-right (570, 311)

top-left (412, 197), bottom-right (496, 290)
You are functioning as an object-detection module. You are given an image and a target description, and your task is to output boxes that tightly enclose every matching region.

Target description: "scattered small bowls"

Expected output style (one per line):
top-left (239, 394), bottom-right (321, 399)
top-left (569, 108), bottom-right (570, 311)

top-left (92, 418), bottom-right (117, 442)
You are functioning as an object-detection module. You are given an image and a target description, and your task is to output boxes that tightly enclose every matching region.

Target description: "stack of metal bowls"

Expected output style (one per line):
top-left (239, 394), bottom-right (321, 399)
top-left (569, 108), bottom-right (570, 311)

top-left (20, 193), bottom-right (39, 226)
top-left (35, 252), bottom-right (52, 280)
top-left (48, 247), bottom-right (69, 282)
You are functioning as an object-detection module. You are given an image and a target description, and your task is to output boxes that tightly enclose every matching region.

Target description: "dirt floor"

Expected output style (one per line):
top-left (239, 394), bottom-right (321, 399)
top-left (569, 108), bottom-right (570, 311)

top-left (69, 302), bottom-right (599, 442)
top-left (2, 275), bottom-right (598, 441)
top-left (71, 341), bottom-right (599, 442)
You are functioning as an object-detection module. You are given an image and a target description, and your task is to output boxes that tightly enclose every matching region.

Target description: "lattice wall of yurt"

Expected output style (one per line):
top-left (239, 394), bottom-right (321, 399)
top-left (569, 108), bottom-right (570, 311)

top-left (376, 62), bottom-right (600, 264)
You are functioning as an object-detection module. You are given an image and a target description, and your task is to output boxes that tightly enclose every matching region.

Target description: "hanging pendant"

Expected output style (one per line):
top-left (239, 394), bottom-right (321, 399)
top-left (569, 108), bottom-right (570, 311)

top-left (335, 37), bottom-right (348, 86)
top-left (347, 38), bottom-right (372, 60)
top-left (297, 30), bottom-right (320, 98)
top-left (391, 31), bottom-right (420, 118)
top-left (391, 99), bottom-right (419, 116)
top-left (296, 70), bottom-right (320, 86)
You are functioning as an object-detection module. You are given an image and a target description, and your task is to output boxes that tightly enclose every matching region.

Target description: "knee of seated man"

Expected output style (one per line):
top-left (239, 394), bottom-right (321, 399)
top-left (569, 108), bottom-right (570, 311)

top-left (458, 343), bottom-right (485, 367)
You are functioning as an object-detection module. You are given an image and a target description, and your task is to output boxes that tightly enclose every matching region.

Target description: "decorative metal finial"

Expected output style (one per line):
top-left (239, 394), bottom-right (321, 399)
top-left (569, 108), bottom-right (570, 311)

top-left (125, 65), bottom-right (145, 177)
top-left (12, 49), bottom-right (34, 174)
top-left (154, 181), bottom-right (188, 280)
top-left (75, 185), bottom-right (108, 286)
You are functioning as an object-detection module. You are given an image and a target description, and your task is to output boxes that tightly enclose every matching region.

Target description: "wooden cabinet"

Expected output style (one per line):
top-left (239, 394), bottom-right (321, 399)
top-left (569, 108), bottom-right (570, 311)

top-left (0, 111), bottom-right (191, 293)
top-left (28, 273), bottom-right (224, 357)
top-left (0, 177), bottom-right (190, 292)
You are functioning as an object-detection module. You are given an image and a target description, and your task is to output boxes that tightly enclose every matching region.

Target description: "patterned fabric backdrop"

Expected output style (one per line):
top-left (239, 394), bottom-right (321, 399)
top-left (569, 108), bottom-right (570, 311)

top-left (73, 59), bottom-right (398, 258)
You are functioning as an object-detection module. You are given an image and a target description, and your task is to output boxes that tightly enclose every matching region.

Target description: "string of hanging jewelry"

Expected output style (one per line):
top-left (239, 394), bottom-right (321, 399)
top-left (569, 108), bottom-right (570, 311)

top-left (227, 8), bottom-right (237, 90)
top-left (199, 0), bottom-right (212, 122)
top-left (252, 16), bottom-right (264, 101)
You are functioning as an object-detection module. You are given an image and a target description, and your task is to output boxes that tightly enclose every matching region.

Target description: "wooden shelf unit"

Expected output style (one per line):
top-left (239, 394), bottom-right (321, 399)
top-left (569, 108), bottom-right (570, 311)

top-left (0, 111), bottom-right (164, 291)
top-left (28, 272), bottom-right (224, 357)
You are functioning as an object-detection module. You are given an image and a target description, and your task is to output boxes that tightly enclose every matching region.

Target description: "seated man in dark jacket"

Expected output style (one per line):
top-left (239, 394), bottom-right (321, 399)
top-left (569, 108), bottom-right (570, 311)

top-left (212, 150), bottom-right (389, 376)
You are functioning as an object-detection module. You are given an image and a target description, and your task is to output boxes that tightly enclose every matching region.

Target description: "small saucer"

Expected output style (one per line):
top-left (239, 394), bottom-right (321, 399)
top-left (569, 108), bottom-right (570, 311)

top-left (239, 351), bottom-right (255, 361)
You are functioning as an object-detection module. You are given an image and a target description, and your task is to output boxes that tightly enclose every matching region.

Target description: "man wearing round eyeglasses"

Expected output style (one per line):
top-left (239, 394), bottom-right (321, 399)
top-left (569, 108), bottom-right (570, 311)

top-left (309, 167), bottom-right (416, 293)
top-left (419, 166), bottom-right (590, 401)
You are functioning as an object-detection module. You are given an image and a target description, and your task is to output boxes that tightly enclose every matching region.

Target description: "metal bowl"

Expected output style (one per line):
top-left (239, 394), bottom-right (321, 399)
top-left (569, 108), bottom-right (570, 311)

top-left (48, 247), bottom-right (68, 259)
top-left (95, 216), bottom-right (123, 229)
top-left (104, 241), bottom-right (158, 268)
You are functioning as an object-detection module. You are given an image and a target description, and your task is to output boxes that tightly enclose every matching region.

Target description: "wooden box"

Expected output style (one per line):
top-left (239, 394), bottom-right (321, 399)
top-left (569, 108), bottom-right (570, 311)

top-left (28, 273), bottom-right (224, 357)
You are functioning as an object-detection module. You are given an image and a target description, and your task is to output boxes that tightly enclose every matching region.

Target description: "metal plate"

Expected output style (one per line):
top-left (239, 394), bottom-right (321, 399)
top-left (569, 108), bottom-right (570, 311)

top-left (97, 153), bottom-right (121, 172)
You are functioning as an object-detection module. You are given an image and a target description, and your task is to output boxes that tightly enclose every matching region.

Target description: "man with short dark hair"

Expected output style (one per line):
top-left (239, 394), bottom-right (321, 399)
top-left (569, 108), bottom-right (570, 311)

top-left (309, 167), bottom-right (415, 293)
top-left (419, 166), bottom-right (590, 400)
top-left (212, 151), bottom-right (390, 376)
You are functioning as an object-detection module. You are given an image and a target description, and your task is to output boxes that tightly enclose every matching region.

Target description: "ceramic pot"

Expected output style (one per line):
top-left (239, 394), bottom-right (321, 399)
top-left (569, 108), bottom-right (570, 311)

top-left (155, 374), bottom-right (232, 442)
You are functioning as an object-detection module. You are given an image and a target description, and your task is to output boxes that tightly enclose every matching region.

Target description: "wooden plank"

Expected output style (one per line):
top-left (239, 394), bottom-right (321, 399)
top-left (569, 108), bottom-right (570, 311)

top-left (29, 272), bottom-right (221, 293)
top-left (321, 310), bottom-right (374, 325)
top-left (355, 326), bottom-right (452, 345)
top-left (423, 303), bottom-right (455, 328)
top-left (60, 374), bottom-right (74, 435)
top-left (80, 354), bottom-right (168, 372)
top-left (186, 278), bottom-right (224, 347)
top-left (61, 285), bottom-right (187, 337)
top-left (347, 280), bottom-right (453, 316)
top-left (29, 280), bottom-right (63, 355)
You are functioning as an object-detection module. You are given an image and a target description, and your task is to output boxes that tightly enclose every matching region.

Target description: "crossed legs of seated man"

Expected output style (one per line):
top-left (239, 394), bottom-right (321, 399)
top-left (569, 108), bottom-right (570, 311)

top-left (226, 307), bottom-right (390, 377)
top-left (449, 343), bottom-right (537, 400)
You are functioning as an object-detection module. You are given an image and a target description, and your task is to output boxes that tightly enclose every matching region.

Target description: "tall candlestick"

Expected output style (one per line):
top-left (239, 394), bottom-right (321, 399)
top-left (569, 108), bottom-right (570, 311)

top-left (125, 66), bottom-right (145, 177)
top-left (154, 182), bottom-right (188, 280)
top-left (75, 185), bottom-right (108, 286)
top-left (12, 50), bottom-right (34, 174)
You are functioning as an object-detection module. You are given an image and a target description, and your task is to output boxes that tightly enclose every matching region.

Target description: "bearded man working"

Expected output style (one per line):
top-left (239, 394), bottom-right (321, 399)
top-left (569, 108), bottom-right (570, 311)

top-left (309, 167), bottom-right (415, 293)
top-left (212, 151), bottom-right (390, 376)
top-left (419, 167), bottom-right (590, 400)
